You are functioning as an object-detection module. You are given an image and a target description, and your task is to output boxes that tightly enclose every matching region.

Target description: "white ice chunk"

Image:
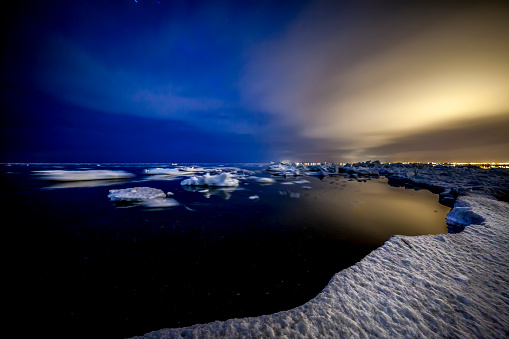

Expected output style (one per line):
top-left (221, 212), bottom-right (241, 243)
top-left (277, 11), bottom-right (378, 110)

top-left (290, 192), bottom-right (300, 198)
top-left (249, 195), bottom-right (260, 200)
top-left (446, 206), bottom-right (485, 227)
top-left (293, 180), bottom-right (311, 184)
top-left (108, 187), bottom-right (166, 201)
top-left (180, 173), bottom-right (239, 187)
top-left (35, 170), bottom-right (134, 181)
top-left (256, 177), bottom-right (275, 184)
top-left (143, 168), bottom-right (194, 176)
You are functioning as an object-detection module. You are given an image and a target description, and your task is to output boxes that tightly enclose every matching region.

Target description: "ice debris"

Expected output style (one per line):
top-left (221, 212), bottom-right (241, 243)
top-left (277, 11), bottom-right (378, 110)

top-left (108, 187), bottom-right (166, 201)
top-left (180, 173), bottom-right (239, 187)
top-left (256, 177), bottom-right (275, 184)
top-left (35, 170), bottom-right (135, 181)
top-left (143, 167), bottom-right (203, 176)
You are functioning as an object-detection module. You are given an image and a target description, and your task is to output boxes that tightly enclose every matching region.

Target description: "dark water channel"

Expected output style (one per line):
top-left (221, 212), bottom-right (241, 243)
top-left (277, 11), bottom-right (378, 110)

top-left (2, 164), bottom-right (450, 338)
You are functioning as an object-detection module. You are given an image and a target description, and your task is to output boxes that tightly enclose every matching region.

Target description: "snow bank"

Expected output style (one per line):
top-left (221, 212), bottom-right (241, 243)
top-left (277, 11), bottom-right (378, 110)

top-left (133, 194), bottom-right (509, 338)
top-left (108, 187), bottom-right (167, 201)
top-left (180, 173), bottom-right (239, 187)
top-left (35, 170), bottom-right (134, 181)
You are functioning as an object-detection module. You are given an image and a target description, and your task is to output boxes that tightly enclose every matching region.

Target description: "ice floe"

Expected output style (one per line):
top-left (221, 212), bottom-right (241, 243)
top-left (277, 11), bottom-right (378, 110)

top-left (256, 177), bottom-right (276, 184)
top-left (143, 168), bottom-right (195, 176)
top-left (35, 170), bottom-right (135, 181)
top-left (108, 187), bottom-right (167, 201)
top-left (180, 173), bottom-right (239, 187)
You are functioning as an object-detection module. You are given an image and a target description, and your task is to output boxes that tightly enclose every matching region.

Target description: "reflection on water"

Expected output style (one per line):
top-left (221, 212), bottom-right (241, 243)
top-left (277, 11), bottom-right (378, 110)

top-left (182, 185), bottom-right (241, 200)
top-left (287, 178), bottom-right (450, 246)
top-left (2, 164), bottom-right (450, 338)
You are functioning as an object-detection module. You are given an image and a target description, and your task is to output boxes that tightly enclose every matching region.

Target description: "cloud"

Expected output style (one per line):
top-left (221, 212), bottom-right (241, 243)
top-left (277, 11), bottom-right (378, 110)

top-left (241, 1), bottom-right (509, 161)
top-left (363, 113), bottom-right (509, 162)
top-left (36, 36), bottom-right (223, 119)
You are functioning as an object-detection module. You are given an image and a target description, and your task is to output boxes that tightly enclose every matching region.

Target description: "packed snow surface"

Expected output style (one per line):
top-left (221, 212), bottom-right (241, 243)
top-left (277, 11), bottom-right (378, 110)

top-left (35, 170), bottom-right (135, 181)
top-left (108, 187), bottom-right (167, 201)
top-left (180, 173), bottom-right (239, 187)
top-left (133, 165), bottom-right (509, 339)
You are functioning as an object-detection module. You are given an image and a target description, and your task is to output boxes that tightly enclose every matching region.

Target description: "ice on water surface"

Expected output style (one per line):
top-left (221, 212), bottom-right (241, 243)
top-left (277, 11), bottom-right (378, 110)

top-left (35, 169), bottom-right (135, 181)
top-left (180, 173), bottom-right (239, 187)
top-left (108, 187), bottom-right (167, 201)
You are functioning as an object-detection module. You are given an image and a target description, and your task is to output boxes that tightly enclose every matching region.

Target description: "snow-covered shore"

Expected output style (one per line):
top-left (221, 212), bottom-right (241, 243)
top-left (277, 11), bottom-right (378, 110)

top-left (133, 167), bottom-right (509, 338)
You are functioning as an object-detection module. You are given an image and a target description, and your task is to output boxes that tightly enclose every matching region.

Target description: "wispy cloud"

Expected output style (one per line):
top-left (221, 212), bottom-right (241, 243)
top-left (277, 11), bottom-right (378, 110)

top-left (36, 36), bottom-right (224, 120)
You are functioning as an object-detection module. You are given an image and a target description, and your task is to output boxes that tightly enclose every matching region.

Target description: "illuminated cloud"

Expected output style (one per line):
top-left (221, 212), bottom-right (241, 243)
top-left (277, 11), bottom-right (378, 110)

top-left (242, 1), bottom-right (509, 161)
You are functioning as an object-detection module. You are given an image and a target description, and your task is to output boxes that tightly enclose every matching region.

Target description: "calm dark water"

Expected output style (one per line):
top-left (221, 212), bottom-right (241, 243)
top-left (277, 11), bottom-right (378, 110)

top-left (2, 164), bottom-right (449, 338)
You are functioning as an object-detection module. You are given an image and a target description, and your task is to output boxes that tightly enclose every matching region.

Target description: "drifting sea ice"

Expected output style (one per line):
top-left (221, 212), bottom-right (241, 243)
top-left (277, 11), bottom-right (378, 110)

top-left (256, 177), bottom-right (275, 184)
top-left (35, 170), bottom-right (135, 181)
top-left (108, 187), bottom-right (167, 201)
top-left (180, 173), bottom-right (239, 187)
top-left (143, 168), bottom-right (195, 176)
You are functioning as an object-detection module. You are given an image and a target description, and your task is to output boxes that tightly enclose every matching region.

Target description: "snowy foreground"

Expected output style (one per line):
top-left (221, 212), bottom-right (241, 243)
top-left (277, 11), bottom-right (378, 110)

top-left (130, 164), bottom-right (509, 338)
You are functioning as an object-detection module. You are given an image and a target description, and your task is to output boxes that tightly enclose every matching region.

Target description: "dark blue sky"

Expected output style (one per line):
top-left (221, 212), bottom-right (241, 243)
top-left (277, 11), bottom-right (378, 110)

top-left (2, 0), bottom-right (508, 163)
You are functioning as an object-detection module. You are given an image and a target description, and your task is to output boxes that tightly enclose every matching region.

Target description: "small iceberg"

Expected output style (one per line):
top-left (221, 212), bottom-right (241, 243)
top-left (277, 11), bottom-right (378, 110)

top-left (181, 173), bottom-right (239, 187)
top-left (293, 180), bottom-right (310, 184)
top-left (143, 168), bottom-right (195, 176)
top-left (108, 187), bottom-right (167, 201)
top-left (35, 170), bottom-right (135, 181)
top-left (256, 177), bottom-right (275, 184)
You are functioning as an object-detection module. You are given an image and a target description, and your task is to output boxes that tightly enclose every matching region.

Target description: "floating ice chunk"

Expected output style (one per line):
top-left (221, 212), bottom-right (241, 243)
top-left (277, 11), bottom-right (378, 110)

top-left (256, 177), bottom-right (275, 184)
top-left (446, 206), bottom-right (484, 227)
top-left (290, 192), bottom-right (300, 198)
top-left (143, 168), bottom-right (194, 176)
top-left (180, 173), bottom-right (239, 187)
top-left (35, 170), bottom-right (134, 181)
top-left (302, 186), bottom-right (312, 189)
top-left (167, 192), bottom-right (174, 196)
top-left (141, 198), bottom-right (180, 208)
top-left (293, 180), bottom-right (311, 184)
top-left (249, 195), bottom-right (260, 200)
top-left (281, 182), bottom-right (295, 185)
top-left (108, 187), bottom-right (166, 201)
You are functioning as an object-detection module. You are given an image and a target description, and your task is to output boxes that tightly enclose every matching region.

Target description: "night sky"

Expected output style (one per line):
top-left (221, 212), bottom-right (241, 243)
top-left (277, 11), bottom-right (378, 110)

top-left (1, 0), bottom-right (508, 163)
